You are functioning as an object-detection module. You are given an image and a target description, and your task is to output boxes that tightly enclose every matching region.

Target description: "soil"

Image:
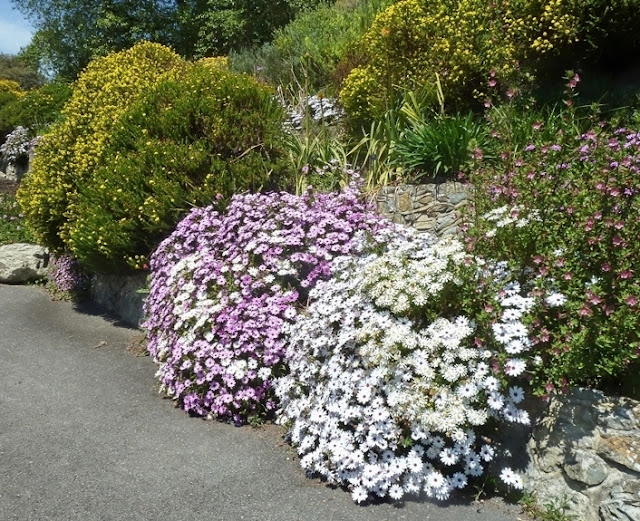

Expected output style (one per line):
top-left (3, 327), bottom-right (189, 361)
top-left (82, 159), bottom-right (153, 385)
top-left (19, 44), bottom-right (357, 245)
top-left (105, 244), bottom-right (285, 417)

top-left (0, 179), bottom-right (18, 195)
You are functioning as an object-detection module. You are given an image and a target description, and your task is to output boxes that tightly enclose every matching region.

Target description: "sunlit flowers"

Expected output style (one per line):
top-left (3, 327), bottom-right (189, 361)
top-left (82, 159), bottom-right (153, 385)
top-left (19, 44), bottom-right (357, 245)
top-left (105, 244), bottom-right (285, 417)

top-left (144, 186), bottom-right (390, 424)
top-left (275, 231), bottom-right (531, 503)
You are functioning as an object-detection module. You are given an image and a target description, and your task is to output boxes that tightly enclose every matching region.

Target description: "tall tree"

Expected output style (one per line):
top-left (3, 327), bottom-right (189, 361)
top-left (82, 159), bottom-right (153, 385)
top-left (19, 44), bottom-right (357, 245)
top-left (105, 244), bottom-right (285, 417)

top-left (12, 0), bottom-right (330, 79)
top-left (12, 0), bottom-right (176, 80)
top-left (0, 53), bottom-right (44, 89)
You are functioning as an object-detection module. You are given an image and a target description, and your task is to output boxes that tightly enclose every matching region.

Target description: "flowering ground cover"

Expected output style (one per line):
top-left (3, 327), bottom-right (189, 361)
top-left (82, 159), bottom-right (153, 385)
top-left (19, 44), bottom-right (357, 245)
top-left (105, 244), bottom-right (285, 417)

top-left (144, 185), bottom-right (390, 424)
top-left (275, 230), bottom-right (533, 502)
top-left (142, 180), bottom-right (547, 502)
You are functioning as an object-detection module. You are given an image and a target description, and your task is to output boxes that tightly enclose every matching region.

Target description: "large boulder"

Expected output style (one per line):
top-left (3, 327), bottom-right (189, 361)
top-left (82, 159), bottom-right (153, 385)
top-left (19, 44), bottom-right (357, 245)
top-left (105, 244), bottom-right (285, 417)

top-left (0, 243), bottom-right (49, 284)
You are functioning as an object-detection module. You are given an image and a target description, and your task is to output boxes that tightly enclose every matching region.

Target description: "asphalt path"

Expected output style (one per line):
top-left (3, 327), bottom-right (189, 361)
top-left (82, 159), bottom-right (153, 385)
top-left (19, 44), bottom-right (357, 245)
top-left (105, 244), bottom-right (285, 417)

top-left (0, 284), bottom-right (530, 521)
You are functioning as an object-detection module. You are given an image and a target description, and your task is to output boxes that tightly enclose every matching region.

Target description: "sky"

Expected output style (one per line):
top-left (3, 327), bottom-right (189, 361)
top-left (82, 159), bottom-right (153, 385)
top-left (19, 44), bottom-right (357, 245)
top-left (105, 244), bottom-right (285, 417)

top-left (0, 0), bottom-right (34, 55)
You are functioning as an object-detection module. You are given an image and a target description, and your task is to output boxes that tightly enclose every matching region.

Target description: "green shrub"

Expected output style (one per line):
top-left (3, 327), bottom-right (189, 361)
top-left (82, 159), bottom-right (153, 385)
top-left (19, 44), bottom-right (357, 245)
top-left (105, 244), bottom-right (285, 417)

top-left (10, 82), bottom-right (71, 134)
top-left (467, 103), bottom-right (640, 397)
top-left (17, 42), bottom-right (183, 251)
top-left (230, 0), bottom-right (394, 94)
top-left (0, 82), bottom-right (72, 139)
top-left (67, 63), bottom-right (291, 272)
top-left (0, 80), bottom-right (24, 142)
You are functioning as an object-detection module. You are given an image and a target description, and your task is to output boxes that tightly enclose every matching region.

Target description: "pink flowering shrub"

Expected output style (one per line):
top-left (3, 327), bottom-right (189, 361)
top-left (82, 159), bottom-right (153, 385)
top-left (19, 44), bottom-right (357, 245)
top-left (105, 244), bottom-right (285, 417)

top-left (48, 253), bottom-right (90, 299)
top-left (144, 186), bottom-right (391, 424)
top-left (468, 120), bottom-right (640, 397)
top-left (275, 231), bottom-right (532, 502)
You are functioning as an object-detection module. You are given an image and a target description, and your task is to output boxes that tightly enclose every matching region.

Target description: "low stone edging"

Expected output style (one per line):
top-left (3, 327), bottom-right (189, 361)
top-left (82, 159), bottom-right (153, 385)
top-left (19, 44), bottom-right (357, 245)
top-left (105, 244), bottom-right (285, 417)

top-left (88, 272), bottom-right (147, 328)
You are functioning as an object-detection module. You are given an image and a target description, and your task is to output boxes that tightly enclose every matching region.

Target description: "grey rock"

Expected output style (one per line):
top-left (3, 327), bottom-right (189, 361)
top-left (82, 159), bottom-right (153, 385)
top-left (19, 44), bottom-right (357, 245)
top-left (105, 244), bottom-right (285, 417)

top-left (600, 498), bottom-right (640, 521)
top-left (525, 389), bottom-right (640, 521)
top-left (89, 272), bottom-right (147, 328)
top-left (417, 193), bottom-right (435, 205)
top-left (435, 214), bottom-right (459, 232)
top-left (597, 434), bottom-right (640, 473)
top-left (396, 191), bottom-right (413, 212)
top-left (0, 243), bottom-right (49, 284)
top-left (443, 191), bottom-right (468, 205)
top-left (563, 451), bottom-right (608, 486)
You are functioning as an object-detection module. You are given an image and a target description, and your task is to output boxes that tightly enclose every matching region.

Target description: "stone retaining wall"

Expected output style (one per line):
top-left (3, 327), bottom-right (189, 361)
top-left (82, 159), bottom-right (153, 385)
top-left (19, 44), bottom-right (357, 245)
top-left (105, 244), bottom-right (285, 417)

top-left (89, 272), bottom-right (147, 328)
top-left (373, 181), bottom-right (472, 237)
top-left (525, 388), bottom-right (640, 521)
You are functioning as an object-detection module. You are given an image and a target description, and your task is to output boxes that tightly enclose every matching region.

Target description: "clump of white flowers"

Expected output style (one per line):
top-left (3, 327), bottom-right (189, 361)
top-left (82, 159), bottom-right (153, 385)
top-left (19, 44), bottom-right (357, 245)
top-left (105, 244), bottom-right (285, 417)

top-left (275, 231), bottom-right (531, 503)
top-left (282, 94), bottom-right (344, 129)
top-left (0, 126), bottom-right (32, 163)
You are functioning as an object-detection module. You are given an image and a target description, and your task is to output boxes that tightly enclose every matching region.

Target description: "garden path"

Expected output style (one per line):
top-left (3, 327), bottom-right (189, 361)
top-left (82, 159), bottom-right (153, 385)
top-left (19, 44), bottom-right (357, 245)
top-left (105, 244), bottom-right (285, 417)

top-left (0, 284), bottom-right (530, 521)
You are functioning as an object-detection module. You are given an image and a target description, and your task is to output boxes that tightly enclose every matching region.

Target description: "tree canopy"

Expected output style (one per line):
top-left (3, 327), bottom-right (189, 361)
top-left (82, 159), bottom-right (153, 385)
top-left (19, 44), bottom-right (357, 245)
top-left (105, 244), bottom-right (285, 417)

top-left (12, 0), bottom-right (330, 79)
top-left (0, 53), bottom-right (44, 89)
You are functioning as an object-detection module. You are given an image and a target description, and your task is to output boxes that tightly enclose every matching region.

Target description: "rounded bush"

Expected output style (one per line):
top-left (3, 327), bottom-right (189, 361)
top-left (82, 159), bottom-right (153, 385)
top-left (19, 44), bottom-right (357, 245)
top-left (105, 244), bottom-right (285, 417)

top-left (144, 186), bottom-right (391, 424)
top-left (276, 231), bottom-right (533, 502)
top-left (17, 42), bottom-right (183, 251)
top-left (67, 62), bottom-right (292, 272)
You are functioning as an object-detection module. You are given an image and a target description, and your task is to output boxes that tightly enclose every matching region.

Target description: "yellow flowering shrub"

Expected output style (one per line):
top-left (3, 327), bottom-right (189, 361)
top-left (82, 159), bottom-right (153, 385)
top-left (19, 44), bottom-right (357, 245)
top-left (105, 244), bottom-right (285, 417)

top-left (66, 63), bottom-right (290, 272)
top-left (0, 80), bottom-right (25, 97)
top-left (340, 0), bottom-right (636, 127)
top-left (17, 42), bottom-right (183, 250)
top-left (198, 56), bottom-right (229, 70)
top-left (0, 80), bottom-right (26, 139)
top-left (340, 0), bottom-right (526, 128)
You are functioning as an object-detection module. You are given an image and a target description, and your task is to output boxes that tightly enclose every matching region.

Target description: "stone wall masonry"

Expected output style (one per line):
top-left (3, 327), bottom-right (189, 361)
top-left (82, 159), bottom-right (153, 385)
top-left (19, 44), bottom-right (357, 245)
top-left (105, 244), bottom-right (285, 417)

top-left (0, 157), bottom-right (30, 183)
top-left (525, 388), bottom-right (640, 521)
top-left (89, 272), bottom-right (147, 328)
top-left (373, 181), bottom-right (473, 237)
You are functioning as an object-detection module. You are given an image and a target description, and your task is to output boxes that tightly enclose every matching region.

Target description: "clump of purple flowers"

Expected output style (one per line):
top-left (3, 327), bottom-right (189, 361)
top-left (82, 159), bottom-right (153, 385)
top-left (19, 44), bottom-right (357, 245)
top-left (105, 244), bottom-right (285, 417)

top-left (48, 253), bottom-right (90, 298)
top-left (144, 185), bottom-right (391, 424)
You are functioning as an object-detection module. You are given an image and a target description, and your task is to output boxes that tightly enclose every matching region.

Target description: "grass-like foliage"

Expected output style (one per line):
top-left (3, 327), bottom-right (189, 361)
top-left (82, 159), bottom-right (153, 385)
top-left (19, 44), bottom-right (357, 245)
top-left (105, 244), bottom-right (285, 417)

top-left (393, 112), bottom-right (487, 180)
top-left (67, 61), bottom-right (291, 272)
